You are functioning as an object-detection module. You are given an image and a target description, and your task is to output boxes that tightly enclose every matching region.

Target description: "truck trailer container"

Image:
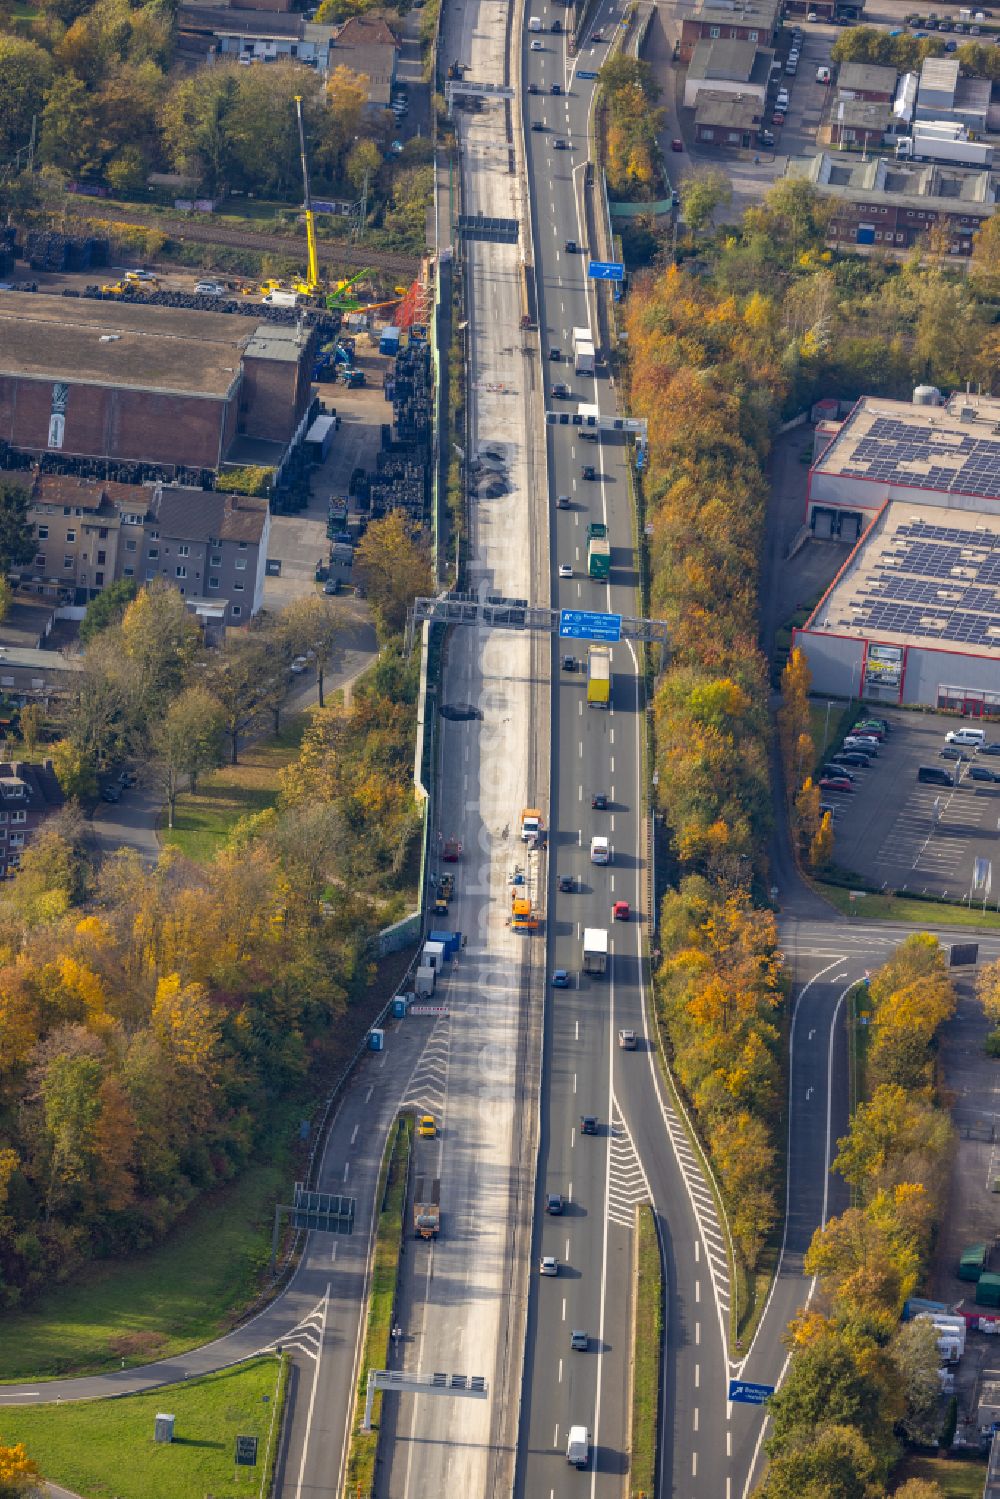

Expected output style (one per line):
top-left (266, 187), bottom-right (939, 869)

top-left (574, 339), bottom-right (595, 376)
top-left (587, 645), bottom-right (611, 706)
top-left (587, 534), bottom-right (611, 580)
top-left (413, 1176), bottom-right (441, 1238)
top-left (897, 122), bottom-right (994, 166)
top-left (583, 927), bottom-right (608, 973)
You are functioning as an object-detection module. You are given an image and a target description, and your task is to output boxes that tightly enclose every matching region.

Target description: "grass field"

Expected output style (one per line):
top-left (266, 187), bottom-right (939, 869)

top-left (346, 1113), bottom-right (412, 1494)
top-left (817, 882), bottom-right (1000, 930)
top-left (891, 1453), bottom-right (987, 1496)
top-left (0, 1149), bottom-right (288, 1382)
top-left (630, 1205), bottom-right (661, 1499)
top-left (0, 1356), bottom-right (286, 1499)
top-left (161, 716), bottom-right (305, 864)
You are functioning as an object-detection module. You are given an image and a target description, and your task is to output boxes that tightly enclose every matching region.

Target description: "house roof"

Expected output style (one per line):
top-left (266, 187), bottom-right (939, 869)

top-left (787, 150), bottom-right (998, 215)
top-left (29, 474), bottom-right (153, 515)
top-left (954, 75), bottom-right (992, 114)
top-left (835, 98), bottom-right (893, 129)
top-left (837, 61), bottom-right (898, 95)
top-left (919, 54), bottom-right (960, 95)
top-left (689, 37), bottom-right (758, 81)
top-left (690, 0), bottom-right (779, 30)
top-left (694, 89), bottom-right (762, 127)
top-left (0, 760), bottom-right (65, 815)
top-left (179, 4), bottom-right (304, 35)
top-left (332, 15), bottom-right (399, 46)
top-left (152, 487), bottom-right (268, 546)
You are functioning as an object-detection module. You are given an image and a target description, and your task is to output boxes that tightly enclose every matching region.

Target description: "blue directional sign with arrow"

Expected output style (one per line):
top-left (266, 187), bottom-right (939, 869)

top-left (577, 68), bottom-right (599, 78)
top-left (728, 1379), bottom-right (775, 1406)
top-left (559, 609), bottom-right (622, 643)
top-left (588, 259), bottom-right (625, 281)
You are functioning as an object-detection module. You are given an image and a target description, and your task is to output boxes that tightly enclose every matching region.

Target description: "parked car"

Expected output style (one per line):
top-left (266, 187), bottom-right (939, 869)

top-left (101, 783), bottom-right (122, 803)
top-left (772, 109), bottom-right (787, 125)
top-left (940, 746), bottom-right (970, 761)
top-left (979, 743), bottom-right (1000, 756)
top-left (776, 87), bottom-right (790, 107)
top-left (194, 280), bottom-right (225, 296)
top-left (969, 766), bottom-right (997, 783)
top-left (822, 764), bottom-right (857, 782)
top-left (832, 752), bottom-right (871, 767)
top-left (818, 775), bottom-right (855, 793)
top-left (671, 137), bottom-right (684, 151)
top-left (843, 736), bottom-right (879, 753)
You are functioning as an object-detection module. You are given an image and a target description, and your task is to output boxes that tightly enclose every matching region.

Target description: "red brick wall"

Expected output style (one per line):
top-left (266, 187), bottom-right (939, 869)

top-left (0, 377), bottom-right (229, 469)
top-left (239, 332), bottom-right (317, 444)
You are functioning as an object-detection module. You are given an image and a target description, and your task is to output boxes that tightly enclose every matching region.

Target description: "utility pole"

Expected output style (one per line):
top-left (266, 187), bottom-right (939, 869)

top-left (353, 168), bottom-right (371, 242)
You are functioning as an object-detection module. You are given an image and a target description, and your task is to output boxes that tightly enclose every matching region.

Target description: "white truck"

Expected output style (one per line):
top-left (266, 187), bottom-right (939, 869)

top-left (583, 927), bottom-right (608, 975)
top-left (897, 122), bottom-right (994, 167)
top-left (262, 289), bottom-right (303, 307)
top-left (573, 326), bottom-right (595, 376)
top-left (566, 1425), bottom-right (590, 1467)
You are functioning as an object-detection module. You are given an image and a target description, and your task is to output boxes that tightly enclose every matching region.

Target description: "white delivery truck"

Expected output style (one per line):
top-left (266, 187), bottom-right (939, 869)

top-left (897, 121), bottom-right (994, 167)
top-left (573, 327), bottom-right (595, 375)
top-left (582, 928), bottom-right (608, 975)
top-left (590, 835), bottom-right (610, 864)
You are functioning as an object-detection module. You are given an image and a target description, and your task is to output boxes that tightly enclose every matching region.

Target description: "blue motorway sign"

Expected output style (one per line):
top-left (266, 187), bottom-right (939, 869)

top-left (578, 68), bottom-right (599, 78)
top-left (728, 1379), bottom-right (775, 1407)
top-left (588, 259), bottom-right (625, 281)
top-left (559, 609), bottom-right (622, 643)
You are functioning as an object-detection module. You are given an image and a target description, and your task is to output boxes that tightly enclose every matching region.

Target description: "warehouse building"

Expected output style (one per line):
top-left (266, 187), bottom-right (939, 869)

top-left (806, 391), bottom-right (1000, 540)
top-left (0, 294), bottom-right (318, 474)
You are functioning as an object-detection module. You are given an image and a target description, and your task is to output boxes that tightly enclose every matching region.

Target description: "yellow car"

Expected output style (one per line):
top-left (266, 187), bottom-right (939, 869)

top-left (417, 1114), bottom-right (436, 1138)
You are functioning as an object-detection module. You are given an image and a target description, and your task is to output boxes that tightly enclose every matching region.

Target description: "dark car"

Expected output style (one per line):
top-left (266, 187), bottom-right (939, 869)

top-left (979, 743), bottom-right (1000, 756)
top-left (582, 464), bottom-right (597, 480)
top-left (551, 81), bottom-right (562, 93)
top-left (580, 1115), bottom-right (598, 1135)
top-left (822, 764), bottom-right (857, 782)
top-left (592, 792), bottom-right (608, 809)
top-left (558, 874), bottom-right (575, 892)
top-left (969, 766), bottom-right (997, 783)
top-left (531, 119), bottom-right (544, 130)
top-left (832, 751), bottom-right (871, 768)
top-left (552, 969), bottom-right (570, 988)
top-left (554, 138), bottom-right (567, 149)
top-left (546, 1191), bottom-right (564, 1213)
top-left (553, 382), bottom-right (572, 398)
top-left (818, 775), bottom-right (854, 793)
top-left (549, 347), bottom-right (561, 361)
top-left (101, 783), bottom-right (122, 803)
top-left (528, 80), bottom-right (539, 92)
top-left (940, 746), bottom-right (970, 761)
top-left (562, 654), bottom-right (577, 671)
top-left (565, 239), bottom-right (577, 252)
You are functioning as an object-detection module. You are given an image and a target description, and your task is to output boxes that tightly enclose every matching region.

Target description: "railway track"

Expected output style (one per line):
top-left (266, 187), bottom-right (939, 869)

top-left (60, 201), bottom-right (424, 278)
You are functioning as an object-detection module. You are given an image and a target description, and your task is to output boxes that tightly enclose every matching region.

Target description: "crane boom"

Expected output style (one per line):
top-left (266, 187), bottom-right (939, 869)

top-left (293, 94), bottom-right (319, 292)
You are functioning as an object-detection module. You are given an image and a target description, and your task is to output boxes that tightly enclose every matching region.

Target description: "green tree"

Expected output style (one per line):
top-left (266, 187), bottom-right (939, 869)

top-left (18, 703), bottom-right (42, 760)
top-left (346, 137), bottom-right (383, 193)
top-left (0, 478), bottom-right (37, 572)
top-left (120, 581), bottom-right (201, 709)
top-left (0, 578), bottom-right (11, 626)
top-left (148, 686), bottom-right (225, 828)
top-left (280, 595), bottom-right (344, 708)
top-left (759, 1424), bottom-right (882, 1499)
top-left (39, 72), bottom-right (101, 178)
top-left (7, 808), bottom-right (88, 925)
top-left (35, 1041), bottom-right (104, 1218)
top-left (105, 145), bottom-right (147, 196)
top-left (680, 168), bottom-right (733, 235)
top-left (160, 66), bottom-right (239, 192)
top-left (0, 38), bottom-right (53, 160)
top-left (766, 1326), bottom-right (889, 1454)
top-left (891, 1317), bottom-right (943, 1445)
top-left (204, 632), bottom-right (284, 764)
top-left (79, 577), bottom-right (137, 645)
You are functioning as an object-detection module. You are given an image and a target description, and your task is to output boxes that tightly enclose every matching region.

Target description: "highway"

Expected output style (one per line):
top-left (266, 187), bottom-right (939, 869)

top-left (515, 5), bottom-right (735, 1496)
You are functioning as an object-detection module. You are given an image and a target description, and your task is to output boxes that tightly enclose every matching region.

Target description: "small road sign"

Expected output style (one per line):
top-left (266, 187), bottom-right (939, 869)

top-left (728, 1379), bottom-right (775, 1406)
top-left (559, 609), bottom-right (622, 643)
top-left (588, 259), bottom-right (624, 281)
top-left (235, 1435), bottom-right (259, 1467)
top-left (578, 68), bottom-right (599, 78)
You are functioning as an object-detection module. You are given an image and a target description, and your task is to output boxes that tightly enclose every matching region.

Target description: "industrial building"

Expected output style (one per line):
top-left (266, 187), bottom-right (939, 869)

top-left (0, 294), bottom-right (318, 474)
top-left (794, 391), bottom-right (1000, 711)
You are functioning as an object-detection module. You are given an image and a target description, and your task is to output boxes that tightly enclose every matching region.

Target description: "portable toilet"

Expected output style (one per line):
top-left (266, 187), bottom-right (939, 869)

top-left (960, 1243), bottom-right (989, 1281)
top-left (422, 940), bottom-right (447, 972)
top-left (368, 1027), bottom-right (384, 1051)
top-left (392, 994), bottom-right (409, 1018)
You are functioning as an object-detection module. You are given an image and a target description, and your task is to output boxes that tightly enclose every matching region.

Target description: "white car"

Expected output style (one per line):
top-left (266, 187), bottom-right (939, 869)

top-left (530, 37), bottom-right (542, 47)
top-left (558, 563), bottom-right (573, 577)
top-left (776, 87), bottom-right (790, 107)
top-left (195, 280), bottom-right (225, 296)
top-left (128, 268), bottom-right (157, 282)
top-left (540, 1255), bottom-right (559, 1276)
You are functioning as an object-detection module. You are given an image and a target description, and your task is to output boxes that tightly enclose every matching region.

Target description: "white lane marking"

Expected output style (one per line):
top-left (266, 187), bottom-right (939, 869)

top-left (610, 756), bottom-right (614, 774)
top-left (568, 1180), bottom-right (573, 1200)
top-left (573, 1072), bottom-right (577, 1093)
top-left (294, 1284), bottom-right (331, 1499)
top-left (562, 1298), bottom-right (566, 1321)
top-left (571, 1127), bottom-right (576, 1147)
top-left (343, 1162), bottom-right (350, 1183)
top-left (695, 1322), bottom-right (701, 1345)
top-left (695, 1280), bottom-right (701, 1303)
top-left (559, 1358), bottom-right (564, 1382)
top-left (575, 1020), bottom-right (579, 1040)
top-left (331, 1242), bottom-right (338, 1263)
top-left (364, 1086), bottom-right (373, 1103)
top-left (694, 1408), bottom-right (699, 1432)
top-left (350, 1123), bottom-right (359, 1145)
top-left (695, 1364), bottom-right (700, 1388)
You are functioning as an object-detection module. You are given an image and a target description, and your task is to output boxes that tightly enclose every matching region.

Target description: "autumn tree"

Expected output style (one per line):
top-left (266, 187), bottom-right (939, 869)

top-left (17, 704), bottom-right (42, 761)
top-left (0, 1441), bottom-right (43, 1497)
top-left (79, 577), bottom-right (137, 645)
top-left (354, 512), bottom-right (433, 639)
top-left (758, 1424), bottom-right (883, 1499)
top-left (0, 39), bottom-right (53, 161)
top-left (680, 168), bottom-right (732, 235)
top-left (148, 686), bottom-right (225, 828)
top-left (280, 594), bottom-right (344, 708)
top-left (49, 738), bottom-right (98, 801)
top-left (809, 809), bottom-right (835, 870)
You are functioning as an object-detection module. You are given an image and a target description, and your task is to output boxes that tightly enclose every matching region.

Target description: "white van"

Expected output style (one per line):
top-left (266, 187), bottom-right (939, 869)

top-left (528, 14), bottom-right (543, 28)
top-left (946, 727), bottom-right (986, 747)
top-left (590, 836), bottom-right (610, 864)
top-left (566, 1425), bottom-right (590, 1467)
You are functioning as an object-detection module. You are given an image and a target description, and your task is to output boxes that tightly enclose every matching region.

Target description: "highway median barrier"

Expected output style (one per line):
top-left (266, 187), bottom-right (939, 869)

top-left (344, 1111), bottom-right (413, 1495)
top-left (630, 1203), bottom-right (662, 1498)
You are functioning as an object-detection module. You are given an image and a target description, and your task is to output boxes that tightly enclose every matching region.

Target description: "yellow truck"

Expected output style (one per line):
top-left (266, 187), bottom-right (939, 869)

top-left (520, 808), bottom-right (544, 845)
top-left (587, 646), bottom-right (611, 708)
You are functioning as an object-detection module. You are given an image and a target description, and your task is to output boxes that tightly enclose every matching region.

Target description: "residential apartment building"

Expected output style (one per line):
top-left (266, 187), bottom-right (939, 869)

top-left (11, 473), bottom-right (270, 626)
top-left (786, 150), bottom-right (998, 255)
top-left (0, 761), bottom-right (65, 879)
top-left (679, 0), bottom-right (779, 64)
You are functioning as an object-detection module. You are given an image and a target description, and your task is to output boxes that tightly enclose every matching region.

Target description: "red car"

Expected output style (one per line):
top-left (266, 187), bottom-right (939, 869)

top-left (612, 900), bottom-right (630, 921)
top-left (818, 775), bottom-right (854, 793)
top-left (772, 109), bottom-right (786, 125)
top-left (671, 138), bottom-right (684, 152)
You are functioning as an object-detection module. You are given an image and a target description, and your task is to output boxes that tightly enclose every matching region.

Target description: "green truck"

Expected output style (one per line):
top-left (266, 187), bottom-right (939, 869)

top-left (586, 522), bottom-right (610, 581)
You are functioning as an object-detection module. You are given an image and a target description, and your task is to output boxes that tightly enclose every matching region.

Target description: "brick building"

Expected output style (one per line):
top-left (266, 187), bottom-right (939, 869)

top-left (329, 17), bottom-right (400, 104)
top-left (693, 91), bottom-right (765, 147)
top-left (836, 61), bottom-right (898, 101)
top-left (0, 294), bottom-right (318, 475)
top-left (0, 761), bottom-right (65, 878)
top-left (679, 0), bottom-right (779, 64)
top-left (683, 39), bottom-right (773, 108)
top-left (786, 151), bottom-right (998, 255)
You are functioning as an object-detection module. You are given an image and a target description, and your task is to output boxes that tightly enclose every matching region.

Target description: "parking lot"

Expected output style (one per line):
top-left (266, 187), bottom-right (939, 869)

top-left (820, 710), bottom-right (1000, 901)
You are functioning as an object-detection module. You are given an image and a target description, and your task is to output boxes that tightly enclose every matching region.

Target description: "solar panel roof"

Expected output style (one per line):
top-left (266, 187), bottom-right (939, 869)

top-left (836, 415), bottom-right (1000, 500)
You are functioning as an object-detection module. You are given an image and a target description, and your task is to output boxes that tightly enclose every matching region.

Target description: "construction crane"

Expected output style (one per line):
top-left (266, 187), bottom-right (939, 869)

top-left (293, 94), bottom-right (319, 296)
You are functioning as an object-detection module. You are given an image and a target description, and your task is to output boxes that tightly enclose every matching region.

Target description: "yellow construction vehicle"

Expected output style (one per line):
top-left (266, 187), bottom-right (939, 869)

top-left (293, 94), bottom-right (320, 297)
